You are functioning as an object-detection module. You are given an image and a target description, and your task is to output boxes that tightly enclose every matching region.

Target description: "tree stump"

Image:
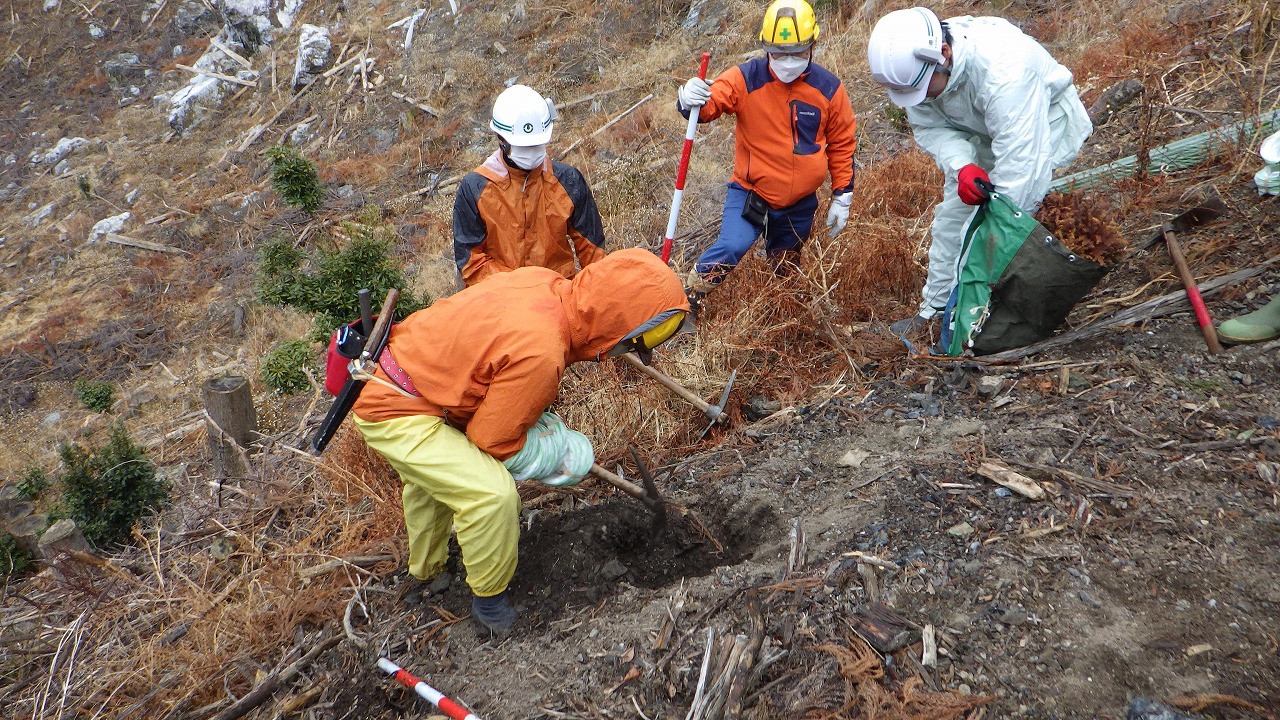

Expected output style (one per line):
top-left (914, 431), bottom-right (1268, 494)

top-left (202, 375), bottom-right (258, 483)
top-left (38, 518), bottom-right (94, 558)
top-left (0, 481), bottom-right (22, 506)
top-left (8, 513), bottom-right (48, 556)
top-left (3, 499), bottom-right (35, 527)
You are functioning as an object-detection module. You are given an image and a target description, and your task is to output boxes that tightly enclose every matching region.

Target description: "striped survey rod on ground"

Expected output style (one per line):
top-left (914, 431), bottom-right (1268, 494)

top-left (661, 52), bottom-right (711, 265)
top-left (377, 657), bottom-right (484, 720)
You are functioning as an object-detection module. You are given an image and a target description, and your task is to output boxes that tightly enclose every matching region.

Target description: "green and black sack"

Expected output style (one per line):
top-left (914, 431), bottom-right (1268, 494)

top-left (943, 192), bottom-right (1107, 356)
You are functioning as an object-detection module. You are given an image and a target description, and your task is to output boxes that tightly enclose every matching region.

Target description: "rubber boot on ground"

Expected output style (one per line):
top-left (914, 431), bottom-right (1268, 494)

top-left (1218, 294), bottom-right (1280, 344)
top-left (685, 270), bottom-right (716, 322)
top-left (471, 590), bottom-right (516, 640)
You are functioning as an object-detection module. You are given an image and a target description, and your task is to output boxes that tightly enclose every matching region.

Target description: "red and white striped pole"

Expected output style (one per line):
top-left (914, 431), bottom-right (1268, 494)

top-left (661, 52), bottom-right (712, 265)
top-left (378, 657), bottom-right (484, 720)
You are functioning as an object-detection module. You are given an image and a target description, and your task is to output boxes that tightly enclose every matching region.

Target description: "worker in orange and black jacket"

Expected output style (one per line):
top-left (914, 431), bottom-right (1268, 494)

top-left (678, 0), bottom-right (857, 309)
top-left (453, 84), bottom-right (606, 288)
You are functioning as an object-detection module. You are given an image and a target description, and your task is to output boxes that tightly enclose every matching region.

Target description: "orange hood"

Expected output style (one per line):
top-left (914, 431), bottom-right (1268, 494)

top-left (557, 248), bottom-right (690, 362)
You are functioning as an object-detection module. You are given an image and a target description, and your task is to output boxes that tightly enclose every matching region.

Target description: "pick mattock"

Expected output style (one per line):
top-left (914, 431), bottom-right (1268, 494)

top-left (1158, 201), bottom-right (1227, 353)
top-left (620, 353), bottom-right (732, 427)
top-left (589, 446), bottom-right (667, 532)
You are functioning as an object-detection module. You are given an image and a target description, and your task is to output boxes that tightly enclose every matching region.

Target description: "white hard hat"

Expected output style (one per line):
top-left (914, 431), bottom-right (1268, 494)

top-left (867, 7), bottom-right (946, 108)
top-left (490, 84), bottom-right (556, 146)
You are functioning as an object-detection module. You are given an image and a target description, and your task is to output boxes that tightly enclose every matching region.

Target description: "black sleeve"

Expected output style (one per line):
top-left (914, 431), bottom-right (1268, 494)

top-left (553, 162), bottom-right (605, 249)
top-left (452, 173), bottom-right (490, 272)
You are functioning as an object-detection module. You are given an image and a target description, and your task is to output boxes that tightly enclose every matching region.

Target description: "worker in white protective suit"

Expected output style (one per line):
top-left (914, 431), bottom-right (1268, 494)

top-left (867, 7), bottom-right (1093, 334)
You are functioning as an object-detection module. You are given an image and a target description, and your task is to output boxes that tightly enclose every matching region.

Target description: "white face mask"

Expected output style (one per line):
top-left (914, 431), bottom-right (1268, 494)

top-left (769, 54), bottom-right (810, 83)
top-left (506, 144), bottom-right (547, 171)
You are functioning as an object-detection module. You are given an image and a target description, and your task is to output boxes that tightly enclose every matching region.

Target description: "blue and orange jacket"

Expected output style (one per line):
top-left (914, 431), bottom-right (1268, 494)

top-left (681, 57), bottom-right (857, 209)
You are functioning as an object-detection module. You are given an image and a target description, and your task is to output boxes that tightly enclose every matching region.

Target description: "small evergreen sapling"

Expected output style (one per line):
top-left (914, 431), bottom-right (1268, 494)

top-left (59, 426), bottom-right (169, 550)
top-left (265, 145), bottom-right (324, 213)
top-left (73, 378), bottom-right (116, 413)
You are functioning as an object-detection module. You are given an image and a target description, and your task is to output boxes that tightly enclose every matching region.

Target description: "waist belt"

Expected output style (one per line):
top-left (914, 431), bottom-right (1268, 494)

top-left (376, 346), bottom-right (421, 398)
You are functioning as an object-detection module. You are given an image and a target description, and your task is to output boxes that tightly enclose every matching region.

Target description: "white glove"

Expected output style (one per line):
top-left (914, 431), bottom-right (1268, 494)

top-left (540, 429), bottom-right (594, 488)
top-left (826, 192), bottom-right (852, 238)
top-left (501, 412), bottom-right (594, 487)
top-left (678, 77), bottom-right (712, 109)
top-left (502, 413), bottom-right (566, 481)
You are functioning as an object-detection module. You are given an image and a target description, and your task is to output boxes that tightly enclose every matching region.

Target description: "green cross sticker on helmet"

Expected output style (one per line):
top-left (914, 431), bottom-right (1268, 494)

top-left (759, 0), bottom-right (819, 54)
top-left (491, 84), bottom-right (556, 146)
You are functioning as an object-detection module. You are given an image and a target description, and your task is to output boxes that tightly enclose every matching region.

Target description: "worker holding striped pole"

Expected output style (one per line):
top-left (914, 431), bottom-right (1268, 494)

top-left (661, 52), bottom-right (711, 266)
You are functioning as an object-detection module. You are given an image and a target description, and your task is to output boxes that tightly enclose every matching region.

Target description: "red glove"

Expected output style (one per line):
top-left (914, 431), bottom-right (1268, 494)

top-left (957, 164), bottom-right (992, 205)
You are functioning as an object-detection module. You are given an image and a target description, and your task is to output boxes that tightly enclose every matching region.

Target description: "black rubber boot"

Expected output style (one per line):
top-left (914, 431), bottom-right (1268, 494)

top-left (471, 590), bottom-right (516, 640)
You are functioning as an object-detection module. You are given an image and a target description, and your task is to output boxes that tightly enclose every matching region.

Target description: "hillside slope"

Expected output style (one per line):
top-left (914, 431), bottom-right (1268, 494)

top-left (2, 0), bottom-right (1279, 718)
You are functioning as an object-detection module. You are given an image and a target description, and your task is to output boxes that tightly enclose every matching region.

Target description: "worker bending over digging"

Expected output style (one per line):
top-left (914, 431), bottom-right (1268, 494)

top-left (351, 249), bottom-right (691, 637)
top-left (867, 7), bottom-right (1093, 335)
top-left (453, 84), bottom-right (607, 287)
top-left (678, 0), bottom-right (857, 311)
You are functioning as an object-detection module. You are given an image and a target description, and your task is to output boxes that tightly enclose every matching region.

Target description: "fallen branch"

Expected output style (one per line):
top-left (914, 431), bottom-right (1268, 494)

top-left (233, 79), bottom-right (319, 154)
top-left (206, 634), bottom-right (342, 720)
top-left (103, 232), bottom-right (187, 255)
top-left (1006, 459), bottom-right (1139, 498)
top-left (391, 91), bottom-right (439, 117)
top-left (209, 37), bottom-right (253, 70)
top-left (558, 93), bottom-right (654, 159)
top-left (975, 461), bottom-right (1046, 500)
top-left (839, 551), bottom-right (901, 572)
top-left (176, 64), bottom-right (256, 87)
top-left (298, 554), bottom-right (396, 581)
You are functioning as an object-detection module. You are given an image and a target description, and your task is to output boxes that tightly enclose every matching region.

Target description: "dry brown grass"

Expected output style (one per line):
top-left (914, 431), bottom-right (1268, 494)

top-left (7, 0), bottom-right (1275, 717)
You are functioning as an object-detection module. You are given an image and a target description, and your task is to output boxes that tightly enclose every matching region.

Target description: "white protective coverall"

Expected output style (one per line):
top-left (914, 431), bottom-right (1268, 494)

top-left (907, 16), bottom-right (1093, 316)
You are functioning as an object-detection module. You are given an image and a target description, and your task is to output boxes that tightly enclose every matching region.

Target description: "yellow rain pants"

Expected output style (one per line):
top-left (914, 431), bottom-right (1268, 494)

top-left (354, 414), bottom-right (520, 598)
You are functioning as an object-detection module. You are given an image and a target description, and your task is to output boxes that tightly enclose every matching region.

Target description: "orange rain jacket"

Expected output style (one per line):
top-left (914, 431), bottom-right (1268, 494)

top-left (353, 248), bottom-right (689, 460)
top-left (687, 57), bottom-right (857, 209)
top-left (453, 151), bottom-right (606, 287)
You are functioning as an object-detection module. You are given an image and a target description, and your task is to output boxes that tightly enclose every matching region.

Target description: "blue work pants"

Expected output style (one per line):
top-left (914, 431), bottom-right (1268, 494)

top-left (693, 183), bottom-right (818, 284)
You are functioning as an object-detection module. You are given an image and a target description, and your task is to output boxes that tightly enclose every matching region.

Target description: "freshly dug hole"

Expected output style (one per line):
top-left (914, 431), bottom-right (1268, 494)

top-left (510, 498), bottom-right (773, 625)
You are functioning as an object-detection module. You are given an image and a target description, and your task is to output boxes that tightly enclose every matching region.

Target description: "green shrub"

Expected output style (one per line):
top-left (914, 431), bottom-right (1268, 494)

top-left (73, 378), bottom-right (116, 412)
top-left (265, 145), bottom-right (324, 213)
top-left (59, 426), bottom-right (169, 551)
top-left (255, 224), bottom-right (430, 340)
top-left (261, 339), bottom-right (316, 395)
top-left (0, 533), bottom-right (33, 576)
top-left (15, 467), bottom-right (50, 501)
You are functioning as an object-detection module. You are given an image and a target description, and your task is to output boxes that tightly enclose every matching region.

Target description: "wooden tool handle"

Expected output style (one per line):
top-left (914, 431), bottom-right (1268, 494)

top-left (1162, 224), bottom-right (1223, 354)
top-left (361, 289), bottom-right (400, 360)
top-left (589, 463), bottom-right (647, 500)
top-left (620, 353), bottom-right (728, 421)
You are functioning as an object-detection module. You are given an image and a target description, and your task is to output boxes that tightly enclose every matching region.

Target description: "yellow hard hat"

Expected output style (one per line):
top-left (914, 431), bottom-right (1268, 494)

top-left (607, 309), bottom-right (690, 364)
top-left (760, 0), bottom-right (820, 53)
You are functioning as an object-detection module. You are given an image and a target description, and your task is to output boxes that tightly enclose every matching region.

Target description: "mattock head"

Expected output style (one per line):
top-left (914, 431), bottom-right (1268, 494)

top-left (700, 369), bottom-right (737, 440)
top-left (626, 446), bottom-right (668, 533)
